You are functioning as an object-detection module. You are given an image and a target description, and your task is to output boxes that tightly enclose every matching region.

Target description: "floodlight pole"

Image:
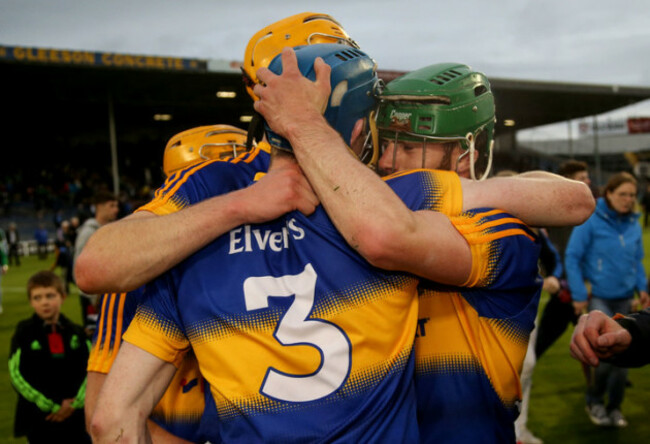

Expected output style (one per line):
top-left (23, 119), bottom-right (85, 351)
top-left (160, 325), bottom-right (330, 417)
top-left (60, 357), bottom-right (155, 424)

top-left (108, 93), bottom-right (120, 195)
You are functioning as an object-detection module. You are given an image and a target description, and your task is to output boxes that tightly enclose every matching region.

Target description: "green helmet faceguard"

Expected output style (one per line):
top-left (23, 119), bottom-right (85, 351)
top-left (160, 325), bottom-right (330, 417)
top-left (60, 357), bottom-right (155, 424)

top-left (376, 63), bottom-right (496, 180)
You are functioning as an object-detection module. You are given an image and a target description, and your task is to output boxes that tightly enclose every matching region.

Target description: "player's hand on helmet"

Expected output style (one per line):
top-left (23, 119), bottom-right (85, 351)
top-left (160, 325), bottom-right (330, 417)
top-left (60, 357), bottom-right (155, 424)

top-left (240, 162), bottom-right (319, 222)
top-left (253, 47), bottom-right (331, 138)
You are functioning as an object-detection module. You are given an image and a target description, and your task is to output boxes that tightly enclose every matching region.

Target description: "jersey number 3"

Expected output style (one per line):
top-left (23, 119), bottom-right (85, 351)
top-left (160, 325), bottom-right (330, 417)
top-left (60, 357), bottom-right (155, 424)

top-left (243, 263), bottom-right (351, 402)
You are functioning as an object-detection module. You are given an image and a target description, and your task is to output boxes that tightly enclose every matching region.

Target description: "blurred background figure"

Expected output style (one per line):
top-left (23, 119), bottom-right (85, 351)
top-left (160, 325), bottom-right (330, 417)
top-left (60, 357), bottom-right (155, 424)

top-left (72, 191), bottom-right (119, 335)
top-left (6, 222), bottom-right (21, 266)
top-left (34, 223), bottom-right (49, 260)
top-left (565, 171), bottom-right (649, 428)
top-left (50, 220), bottom-right (74, 294)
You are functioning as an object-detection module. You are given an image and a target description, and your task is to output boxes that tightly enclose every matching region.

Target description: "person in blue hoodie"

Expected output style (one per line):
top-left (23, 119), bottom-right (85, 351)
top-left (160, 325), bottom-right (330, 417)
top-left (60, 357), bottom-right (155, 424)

top-left (565, 171), bottom-right (649, 429)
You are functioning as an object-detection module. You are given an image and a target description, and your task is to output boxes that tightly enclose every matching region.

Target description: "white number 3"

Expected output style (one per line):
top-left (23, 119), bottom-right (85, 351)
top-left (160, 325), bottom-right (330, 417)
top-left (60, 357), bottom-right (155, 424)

top-left (243, 263), bottom-right (351, 402)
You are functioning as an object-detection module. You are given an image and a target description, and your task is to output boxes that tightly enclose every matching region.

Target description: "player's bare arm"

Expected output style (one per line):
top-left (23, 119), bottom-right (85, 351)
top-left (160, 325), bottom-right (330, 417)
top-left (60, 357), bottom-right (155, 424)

top-left (75, 165), bottom-right (318, 294)
top-left (90, 342), bottom-right (177, 443)
top-left (461, 171), bottom-right (595, 227)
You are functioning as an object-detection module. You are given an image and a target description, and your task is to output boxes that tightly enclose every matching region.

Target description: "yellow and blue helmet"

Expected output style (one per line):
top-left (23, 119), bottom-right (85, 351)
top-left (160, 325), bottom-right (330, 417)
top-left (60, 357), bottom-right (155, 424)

top-left (242, 12), bottom-right (358, 101)
top-left (163, 125), bottom-right (248, 177)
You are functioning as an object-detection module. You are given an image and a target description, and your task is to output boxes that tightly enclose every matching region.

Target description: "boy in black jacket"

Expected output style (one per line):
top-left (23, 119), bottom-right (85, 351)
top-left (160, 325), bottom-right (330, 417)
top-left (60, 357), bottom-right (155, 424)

top-left (9, 270), bottom-right (91, 443)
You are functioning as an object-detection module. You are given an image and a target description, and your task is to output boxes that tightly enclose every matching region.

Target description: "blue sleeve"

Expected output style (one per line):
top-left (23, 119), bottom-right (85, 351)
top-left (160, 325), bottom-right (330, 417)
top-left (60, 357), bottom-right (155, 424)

top-left (565, 220), bottom-right (591, 302)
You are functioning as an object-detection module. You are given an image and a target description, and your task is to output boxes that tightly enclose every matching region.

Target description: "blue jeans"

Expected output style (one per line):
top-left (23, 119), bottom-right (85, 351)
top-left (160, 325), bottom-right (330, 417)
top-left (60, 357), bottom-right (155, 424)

top-left (586, 296), bottom-right (633, 411)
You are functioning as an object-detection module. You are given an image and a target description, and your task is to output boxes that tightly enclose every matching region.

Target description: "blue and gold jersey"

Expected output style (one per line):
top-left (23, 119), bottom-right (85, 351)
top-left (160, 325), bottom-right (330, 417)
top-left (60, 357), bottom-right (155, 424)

top-left (89, 290), bottom-right (141, 374)
top-left (415, 209), bottom-right (542, 444)
top-left (89, 289), bottom-right (206, 442)
top-left (124, 167), bottom-right (464, 443)
top-left (138, 141), bottom-right (271, 215)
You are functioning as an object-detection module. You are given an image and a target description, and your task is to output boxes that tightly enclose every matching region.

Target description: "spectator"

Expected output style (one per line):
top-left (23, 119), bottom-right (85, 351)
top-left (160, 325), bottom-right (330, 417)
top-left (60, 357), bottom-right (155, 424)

top-left (565, 171), bottom-right (649, 428)
top-left (8, 270), bottom-right (91, 443)
top-left (73, 191), bottom-right (119, 334)
top-left (34, 223), bottom-right (49, 260)
top-left (571, 309), bottom-right (650, 369)
top-left (6, 222), bottom-right (20, 266)
top-left (51, 220), bottom-right (73, 293)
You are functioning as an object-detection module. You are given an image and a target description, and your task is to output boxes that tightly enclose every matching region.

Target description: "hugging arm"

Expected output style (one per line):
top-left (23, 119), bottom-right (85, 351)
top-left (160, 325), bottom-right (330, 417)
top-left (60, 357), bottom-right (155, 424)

top-left (74, 167), bottom-right (318, 294)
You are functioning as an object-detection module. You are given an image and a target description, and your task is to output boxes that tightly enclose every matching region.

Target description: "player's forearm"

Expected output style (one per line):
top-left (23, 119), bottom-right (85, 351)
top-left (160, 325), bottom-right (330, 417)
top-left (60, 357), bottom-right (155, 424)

top-left (462, 172), bottom-right (595, 227)
top-left (75, 191), bottom-right (252, 294)
top-left (91, 343), bottom-right (175, 443)
top-left (285, 115), bottom-right (423, 269)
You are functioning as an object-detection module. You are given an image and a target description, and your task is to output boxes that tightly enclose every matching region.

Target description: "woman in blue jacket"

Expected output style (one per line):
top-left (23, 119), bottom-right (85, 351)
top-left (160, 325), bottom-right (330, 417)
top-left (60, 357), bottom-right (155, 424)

top-left (565, 171), bottom-right (649, 429)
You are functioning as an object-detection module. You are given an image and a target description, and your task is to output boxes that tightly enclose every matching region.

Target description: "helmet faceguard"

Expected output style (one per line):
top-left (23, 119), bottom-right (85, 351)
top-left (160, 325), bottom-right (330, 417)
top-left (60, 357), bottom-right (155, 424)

top-left (376, 63), bottom-right (495, 180)
top-left (163, 125), bottom-right (248, 176)
top-left (264, 44), bottom-right (379, 158)
top-left (242, 12), bottom-right (358, 101)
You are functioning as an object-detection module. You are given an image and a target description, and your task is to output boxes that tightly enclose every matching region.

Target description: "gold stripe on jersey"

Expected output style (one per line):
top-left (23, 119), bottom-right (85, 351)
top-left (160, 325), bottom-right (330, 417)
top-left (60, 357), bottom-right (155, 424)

top-left (213, 345), bottom-right (414, 421)
top-left (449, 213), bottom-right (532, 288)
top-left (98, 294), bottom-right (117, 371)
top-left (184, 275), bottom-right (419, 420)
top-left (416, 290), bottom-right (527, 408)
top-left (87, 295), bottom-right (109, 372)
top-left (88, 293), bottom-right (127, 373)
top-left (186, 274), bottom-right (417, 345)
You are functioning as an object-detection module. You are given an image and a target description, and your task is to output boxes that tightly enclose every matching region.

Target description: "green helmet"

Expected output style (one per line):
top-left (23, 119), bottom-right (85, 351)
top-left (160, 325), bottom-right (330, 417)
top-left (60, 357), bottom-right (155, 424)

top-left (376, 62), bottom-right (496, 180)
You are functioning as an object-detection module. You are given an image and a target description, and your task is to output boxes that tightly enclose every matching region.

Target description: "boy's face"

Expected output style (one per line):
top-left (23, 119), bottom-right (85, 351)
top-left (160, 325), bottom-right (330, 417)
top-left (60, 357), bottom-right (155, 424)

top-left (29, 286), bottom-right (64, 323)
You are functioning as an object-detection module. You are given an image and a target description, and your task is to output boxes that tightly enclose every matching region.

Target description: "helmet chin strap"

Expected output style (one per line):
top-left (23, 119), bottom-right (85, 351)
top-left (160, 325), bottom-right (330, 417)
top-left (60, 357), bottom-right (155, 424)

top-left (462, 132), bottom-right (494, 181)
top-left (363, 109), bottom-right (380, 170)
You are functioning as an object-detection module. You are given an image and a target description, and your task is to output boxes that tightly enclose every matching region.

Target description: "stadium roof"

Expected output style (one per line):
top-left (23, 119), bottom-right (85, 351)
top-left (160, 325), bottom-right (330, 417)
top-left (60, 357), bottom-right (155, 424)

top-left (3, 45), bottom-right (650, 176)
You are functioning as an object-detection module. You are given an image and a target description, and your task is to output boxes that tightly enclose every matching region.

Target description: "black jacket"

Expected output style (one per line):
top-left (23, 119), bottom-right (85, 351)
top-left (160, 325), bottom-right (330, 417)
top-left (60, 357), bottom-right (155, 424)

top-left (9, 313), bottom-right (90, 438)
top-left (607, 308), bottom-right (650, 368)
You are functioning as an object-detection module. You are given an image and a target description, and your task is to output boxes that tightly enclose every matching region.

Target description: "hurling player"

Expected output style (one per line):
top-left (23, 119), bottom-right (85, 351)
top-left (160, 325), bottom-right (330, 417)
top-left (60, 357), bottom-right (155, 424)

top-left (253, 48), bottom-right (594, 443)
